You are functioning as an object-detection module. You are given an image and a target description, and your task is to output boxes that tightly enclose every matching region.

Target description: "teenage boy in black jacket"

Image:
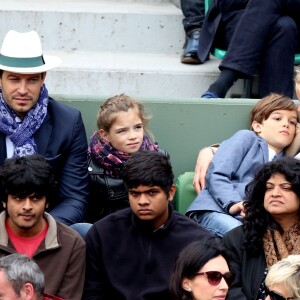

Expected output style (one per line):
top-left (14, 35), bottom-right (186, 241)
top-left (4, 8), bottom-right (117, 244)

top-left (83, 151), bottom-right (211, 300)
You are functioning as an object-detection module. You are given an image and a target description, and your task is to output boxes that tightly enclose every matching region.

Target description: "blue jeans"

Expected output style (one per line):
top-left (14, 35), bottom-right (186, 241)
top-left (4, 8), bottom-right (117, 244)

top-left (196, 212), bottom-right (242, 238)
top-left (70, 223), bottom-right (92, 239)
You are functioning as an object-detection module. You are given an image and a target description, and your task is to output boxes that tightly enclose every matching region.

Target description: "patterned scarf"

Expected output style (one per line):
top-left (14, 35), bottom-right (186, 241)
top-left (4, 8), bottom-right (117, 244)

top-left (0, 84), bottom-right (48, 157)
top-left (263, 222), bottom-right (300, 268)
top-left (88, 131), bottom-right (161, 178)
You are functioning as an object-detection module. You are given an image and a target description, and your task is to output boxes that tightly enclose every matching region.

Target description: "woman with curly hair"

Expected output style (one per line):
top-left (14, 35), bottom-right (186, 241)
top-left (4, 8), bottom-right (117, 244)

top-left (222, 156), bottom-right (300, 300)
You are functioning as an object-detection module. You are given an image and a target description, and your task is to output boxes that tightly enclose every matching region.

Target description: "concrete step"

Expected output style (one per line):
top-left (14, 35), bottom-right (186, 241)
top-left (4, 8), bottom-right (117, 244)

top-left (0, 0), bottom-right (247, 98)
top-left (45, 50), bottom-right (245, 98)
top-left (0, 0), bottom-right (184, 54)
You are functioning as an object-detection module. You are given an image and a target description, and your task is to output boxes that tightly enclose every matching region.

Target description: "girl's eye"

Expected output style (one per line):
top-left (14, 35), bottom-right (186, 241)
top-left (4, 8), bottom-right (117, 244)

top-left (135, 125), bottom-right (143, 130)
top-left (117, 129), bottom-right (126, 134)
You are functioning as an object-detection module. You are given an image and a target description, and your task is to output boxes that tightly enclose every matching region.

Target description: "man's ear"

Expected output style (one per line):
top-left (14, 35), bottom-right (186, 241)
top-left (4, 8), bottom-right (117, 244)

top-left (2, 202), bottom-right (6, 209)
top-left (251, 120), bottom-right (262, 133)
top-left (168, 184), bottom-right (176, 202)
top-left (20, 283), bottom-right (35, 300)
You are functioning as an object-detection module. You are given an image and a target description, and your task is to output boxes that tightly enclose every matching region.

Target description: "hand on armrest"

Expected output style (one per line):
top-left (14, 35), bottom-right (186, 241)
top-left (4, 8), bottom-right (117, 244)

top-left (193, 146), bottom-right (217, 193)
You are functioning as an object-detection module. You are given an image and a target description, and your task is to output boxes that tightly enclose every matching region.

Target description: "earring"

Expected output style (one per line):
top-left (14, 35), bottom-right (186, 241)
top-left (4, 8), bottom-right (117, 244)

top-left (188, 288), bottom-right (192, 292)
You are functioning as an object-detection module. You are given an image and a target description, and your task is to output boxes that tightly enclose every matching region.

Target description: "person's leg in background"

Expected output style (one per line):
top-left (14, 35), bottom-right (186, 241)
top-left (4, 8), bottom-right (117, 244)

top-left (287, 1), bottom-right (300, 99)
top-left (70, 222), bottom-right (93, 239)
top-left (200, 0), bottom-right (247, 98)
top-left (259, 16), bottom-right (297, 98)
top-left (202, 0), bottom-right (294, 98)
top-left (180, 0), bottom-right (205, 64)
top-left (195, 211), bottom-right (242, 238)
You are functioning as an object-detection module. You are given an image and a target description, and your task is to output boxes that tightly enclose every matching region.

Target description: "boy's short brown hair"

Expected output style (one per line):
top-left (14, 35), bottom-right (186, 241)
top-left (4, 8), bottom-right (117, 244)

top-left (249, 93), bottom-right (298, 129)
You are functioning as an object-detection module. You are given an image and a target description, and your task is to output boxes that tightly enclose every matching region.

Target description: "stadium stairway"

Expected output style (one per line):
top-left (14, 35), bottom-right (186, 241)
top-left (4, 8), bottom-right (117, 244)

top-left (1, 0), bottom-right (249, 99)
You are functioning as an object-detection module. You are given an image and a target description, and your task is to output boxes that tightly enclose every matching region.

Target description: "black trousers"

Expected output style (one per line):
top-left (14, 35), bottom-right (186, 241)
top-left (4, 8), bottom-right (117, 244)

top-left (180, 0), bottom-right (205, 33)
top-left (220, 0), bottom-right (300, 97)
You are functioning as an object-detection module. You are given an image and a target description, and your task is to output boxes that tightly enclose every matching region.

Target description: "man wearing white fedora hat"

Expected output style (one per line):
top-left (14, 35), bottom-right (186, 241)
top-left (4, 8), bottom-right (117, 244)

top-left (0, 30), bottom-right (89, 226)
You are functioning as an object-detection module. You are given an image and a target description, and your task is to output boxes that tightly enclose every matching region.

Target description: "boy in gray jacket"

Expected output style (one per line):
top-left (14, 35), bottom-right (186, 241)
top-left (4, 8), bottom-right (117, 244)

top-left (187, 94), bottom-right (298, 237)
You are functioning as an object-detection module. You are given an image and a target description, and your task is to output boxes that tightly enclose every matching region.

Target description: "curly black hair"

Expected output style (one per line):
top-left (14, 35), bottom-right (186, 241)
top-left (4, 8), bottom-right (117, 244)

top-left (243, 157), bottom-right (300, 254)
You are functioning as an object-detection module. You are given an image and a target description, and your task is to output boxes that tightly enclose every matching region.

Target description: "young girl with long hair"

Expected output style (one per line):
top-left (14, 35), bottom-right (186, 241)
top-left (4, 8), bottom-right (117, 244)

top-left (86, 94), bottom-right (167, 223)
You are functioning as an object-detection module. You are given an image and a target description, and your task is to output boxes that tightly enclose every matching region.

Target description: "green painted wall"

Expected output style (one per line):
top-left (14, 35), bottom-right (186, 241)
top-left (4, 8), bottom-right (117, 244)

top-left (54, 95), bottom-right (259, 178)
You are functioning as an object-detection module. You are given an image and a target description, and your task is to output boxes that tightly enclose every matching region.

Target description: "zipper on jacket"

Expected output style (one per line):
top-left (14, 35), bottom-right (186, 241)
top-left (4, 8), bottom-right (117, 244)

top-left (145, 239), bottom-right (153, 274)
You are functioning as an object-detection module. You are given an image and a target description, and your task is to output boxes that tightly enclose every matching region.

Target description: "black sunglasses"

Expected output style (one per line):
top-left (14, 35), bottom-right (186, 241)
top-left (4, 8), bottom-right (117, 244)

top-left (266, 289), bottom-right (294, 300)
top-left (194, 271), bottom-right (235, 287)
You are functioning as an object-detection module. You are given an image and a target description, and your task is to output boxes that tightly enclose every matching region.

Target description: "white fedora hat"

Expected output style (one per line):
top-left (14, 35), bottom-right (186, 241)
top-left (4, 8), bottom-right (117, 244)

top-left (0, 30), bottom-right (61, 74)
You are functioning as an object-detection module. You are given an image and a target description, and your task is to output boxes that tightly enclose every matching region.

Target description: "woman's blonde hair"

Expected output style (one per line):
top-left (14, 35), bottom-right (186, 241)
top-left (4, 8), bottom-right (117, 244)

top-left (97, 94), bottom-right (154, 141)
top-left (265, 255), bottom-right (300, 299)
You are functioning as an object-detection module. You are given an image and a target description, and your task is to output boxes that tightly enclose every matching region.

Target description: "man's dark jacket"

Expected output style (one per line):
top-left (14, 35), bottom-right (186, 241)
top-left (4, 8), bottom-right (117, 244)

top-left (83, 206), bottom-right (212, 299)
top-left (0, 97), bottom-right (89, 225)
top-left (198, 0), bottom-right (248, 62)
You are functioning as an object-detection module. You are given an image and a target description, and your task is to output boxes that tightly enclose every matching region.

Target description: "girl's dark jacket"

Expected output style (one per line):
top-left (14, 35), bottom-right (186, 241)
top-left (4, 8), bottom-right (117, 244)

top-left (86, 149), bottom-right (169, 223)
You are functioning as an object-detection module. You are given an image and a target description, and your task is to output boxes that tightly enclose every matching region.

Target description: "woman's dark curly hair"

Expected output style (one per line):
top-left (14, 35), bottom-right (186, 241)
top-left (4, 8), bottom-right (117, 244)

top-left (243, 157), bottom-right (300, 254)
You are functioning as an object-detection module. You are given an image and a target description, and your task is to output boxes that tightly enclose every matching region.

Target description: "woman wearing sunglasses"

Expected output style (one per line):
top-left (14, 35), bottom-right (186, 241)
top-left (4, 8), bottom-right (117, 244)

top-left (265, 255), bottom-right (300, 300)
top-left (169, 238), bottom-right (234, 300)
top-left (222, 157), bottom-right (300, 300)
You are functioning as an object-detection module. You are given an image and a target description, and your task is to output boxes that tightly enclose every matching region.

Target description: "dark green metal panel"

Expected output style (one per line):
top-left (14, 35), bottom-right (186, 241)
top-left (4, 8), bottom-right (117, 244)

top-left (54, 95), bottom-right (258, 178)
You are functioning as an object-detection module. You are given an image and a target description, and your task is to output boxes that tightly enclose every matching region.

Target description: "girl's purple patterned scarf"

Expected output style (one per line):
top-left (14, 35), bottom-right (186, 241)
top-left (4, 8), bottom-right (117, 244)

top-left (0, 84), bottom-right (49, 156)
top-left (88, 131), bottom-right (161, 178)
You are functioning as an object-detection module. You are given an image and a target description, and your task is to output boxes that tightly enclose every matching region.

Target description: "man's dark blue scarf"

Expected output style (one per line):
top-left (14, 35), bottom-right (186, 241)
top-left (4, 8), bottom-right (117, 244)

top-left (0, 84), bottom-right (48, 156)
